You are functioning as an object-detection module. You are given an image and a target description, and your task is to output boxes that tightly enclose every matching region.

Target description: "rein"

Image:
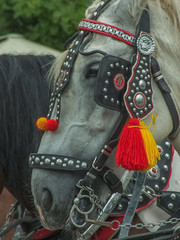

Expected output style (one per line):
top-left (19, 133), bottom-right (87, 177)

top-left (29, 0), bottom-right (179, 239)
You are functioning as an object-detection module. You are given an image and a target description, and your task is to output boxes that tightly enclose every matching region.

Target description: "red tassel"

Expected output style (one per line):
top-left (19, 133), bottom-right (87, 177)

top-left (115, 118), bottom-right (148, 171)
top-left (46, 119), bottom-right (59, 132)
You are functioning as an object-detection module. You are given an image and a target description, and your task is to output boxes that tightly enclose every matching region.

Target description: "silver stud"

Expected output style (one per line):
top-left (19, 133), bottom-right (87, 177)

top-left (148, 104), bottom-right (152, 108)
top-left (56, 159), bottom-right (62, 165)
top-left (76, 165), bottom-right (80, 168)
top-left (148, 89), bottom-right (152, 93)
top-left (40, 162), bottom-right (44, 166)
top-left (140, 74), bottom-right (144, 78)
top-left (51, 162), bottom-right (55, 166)
top-left (128, 96), bottom-right (132, 101)
top-left (161, 177), bottom-right (166, 183)
top-left (35, 157), bottom-right (40, 164)
top-left (140, 110), bottom-right (144, 114)
top-left (110, 64), bottom-right (114, 68)
top-left (147, 97), bottom-right (151, 101)
top-left (45, 158), bottom-right (51, 165)
top-left (121, 65), bottom-right (124, 69)
top-left (111, 98), bottom-right (114, 103)
top-left (52, 157), bottom-right (56, 161)
top-left (132, 83), bottom-right (136, 87)
top-left (105, 80), bottom-right (109, 84)
top-left (144, 107), bottom-right (148, 112)
top-left (107, 72), bottom-right (111, 76)
top-left (154, 184), bottom-right (159, 191)
top-left (74, 197), bottom-right (80, 205)
top-left (171, 194), bottom-right (176, 200)
top-left (136, 112), bottom-right (140, 117)
top-left (126, 67), bottom-right (129, 71)
top-left (139, 80), bottom-right (146, 90)
top-left (68, 160), bottom-right (74, 166)
top-left (104, 95), bottom-right (108, 100)
top-left (142, 69), bottom-right (147, 75)
top-left (100, 1), bottom-right (105, 6)
top-left (131, 90), bottom-right (134, 94)
top-left (31, 161), bottom-right (34, 165)
top-left (136, 87), bottom-right (139, 91)
top-left (63, 163), bottom-right (67, 167)
top-left (144, 91), bottom-right (148, 95)
top-left (137, 70), bottom-right (140, 74)
top-left (140, 60), bottom-right (144, 65)
top-left (133, 108), bottom-right (136, 112)
top-left (82, 162), bottom-right (87, 169)
top-left (75, 41), bottom-right (79, 46)
top-left (94, 11), bottom-right (98, 16)
top-left (117, 100), bottom-right (120, 105)
top-left (163, 165), bottom-right (168, 171)
top-left (165, 141), bottom-right (171, 147)
top-left (130, 103), bottom-right (133, 107)
top-left (135, 77), bottom-right (139, 81)
top-left (77, 160), bottom-right (80, 164)
top-left (64, 158), bottom-right (68, 162)
top-left (118, 204), bottom-right (123, 210)
top-left (103, 88), bottom-right (108, 93)
top-left (168, 203), bottom-right (173, 209)
top-left (165, 153), bottom-right (170, 160)
top-left (115, 63), bottom-right (120, 67)
top-left (135, 94), bottom-right (145, 107)
top-left (139, 196), bottom-right (143, 202)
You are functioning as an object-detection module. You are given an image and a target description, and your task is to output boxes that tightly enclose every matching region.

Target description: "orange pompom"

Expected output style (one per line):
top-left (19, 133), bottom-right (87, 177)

top-left (46, 119), bottom-right (59, 132)
top-left (36, 117), bottom-right (47, 131)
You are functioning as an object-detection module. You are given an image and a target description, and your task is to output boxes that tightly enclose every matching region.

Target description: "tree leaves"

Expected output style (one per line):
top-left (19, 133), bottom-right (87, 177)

top-left (0, 0), bottom-right (91, 51)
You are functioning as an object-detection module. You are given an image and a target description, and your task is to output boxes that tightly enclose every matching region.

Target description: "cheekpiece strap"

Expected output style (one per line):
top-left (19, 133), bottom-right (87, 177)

top-left (124, 32), bottom-right (155, 119)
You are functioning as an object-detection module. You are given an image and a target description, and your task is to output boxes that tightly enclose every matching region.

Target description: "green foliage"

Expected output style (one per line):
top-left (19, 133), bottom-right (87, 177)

top-left (0, 0), bottom-right (91, 50)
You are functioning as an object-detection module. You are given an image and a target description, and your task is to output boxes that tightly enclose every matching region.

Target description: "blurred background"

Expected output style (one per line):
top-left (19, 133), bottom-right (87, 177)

top-left (0, 0), bottom-right (91, 51)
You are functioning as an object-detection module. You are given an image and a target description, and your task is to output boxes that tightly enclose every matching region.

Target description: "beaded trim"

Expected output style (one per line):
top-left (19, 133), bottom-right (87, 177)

top-left (29, 153), bottom-right (90, 171)
top-left (78, 19), bottom-right (136, 46)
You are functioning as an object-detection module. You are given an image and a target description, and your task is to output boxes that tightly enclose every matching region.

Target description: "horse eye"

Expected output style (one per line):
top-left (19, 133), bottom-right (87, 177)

top-left (85, 64), bottom-right (99, 79)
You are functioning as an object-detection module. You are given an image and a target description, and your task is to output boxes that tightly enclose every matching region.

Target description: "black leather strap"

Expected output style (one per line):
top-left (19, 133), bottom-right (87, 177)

top-left (151, 57), bottom-right (179, 139)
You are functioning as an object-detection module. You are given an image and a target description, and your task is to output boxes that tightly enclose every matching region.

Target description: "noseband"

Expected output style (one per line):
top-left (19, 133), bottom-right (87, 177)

top-left (29, 0), bottom-right (179, 239)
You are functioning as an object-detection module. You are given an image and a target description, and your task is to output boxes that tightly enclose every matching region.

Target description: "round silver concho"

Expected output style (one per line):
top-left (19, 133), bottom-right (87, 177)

top-left (137, 33), bottom-right (155, 55)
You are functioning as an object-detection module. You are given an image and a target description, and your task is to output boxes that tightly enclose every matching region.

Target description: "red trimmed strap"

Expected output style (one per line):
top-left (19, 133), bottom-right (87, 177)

top-left (78, 19), bottom-right (136, 46)
top-left (32, 228), bottom-right (60, 240)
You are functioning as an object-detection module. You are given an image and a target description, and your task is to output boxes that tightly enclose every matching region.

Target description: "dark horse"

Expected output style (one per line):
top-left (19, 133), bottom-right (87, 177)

top-left (0, 54), bottom-right (53, 222)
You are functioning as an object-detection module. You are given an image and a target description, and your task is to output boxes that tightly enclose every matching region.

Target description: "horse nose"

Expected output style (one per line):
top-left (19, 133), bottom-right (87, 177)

top-left (41, 188), bottom-right (53, 212)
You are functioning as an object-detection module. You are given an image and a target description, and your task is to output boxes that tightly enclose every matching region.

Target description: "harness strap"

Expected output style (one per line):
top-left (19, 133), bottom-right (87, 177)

top-left (151, 57), bottom-right (180, 139)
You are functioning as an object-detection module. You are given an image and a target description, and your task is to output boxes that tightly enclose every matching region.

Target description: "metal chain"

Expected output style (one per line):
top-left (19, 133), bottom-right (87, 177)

top-left (77, 180), bottom-right (103, 211)
top-left (110, 217), bottom-right (180, 231)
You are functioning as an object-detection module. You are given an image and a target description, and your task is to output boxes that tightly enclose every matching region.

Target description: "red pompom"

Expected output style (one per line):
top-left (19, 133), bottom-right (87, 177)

top-left (46, 119), bottom-right (59, 132)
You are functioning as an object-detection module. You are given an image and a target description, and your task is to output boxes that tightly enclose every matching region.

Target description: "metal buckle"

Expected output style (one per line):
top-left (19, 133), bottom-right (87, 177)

top-left (92, 157), bottom-right (104, 172)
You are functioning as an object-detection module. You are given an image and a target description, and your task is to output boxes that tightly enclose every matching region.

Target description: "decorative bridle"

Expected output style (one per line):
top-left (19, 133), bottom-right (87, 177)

top-left (29, 0), bottom-right (180, 239)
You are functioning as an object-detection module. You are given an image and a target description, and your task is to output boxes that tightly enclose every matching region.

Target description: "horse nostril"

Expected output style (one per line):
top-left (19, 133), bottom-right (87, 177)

top-left (42, 189), bottom-right (53, 212)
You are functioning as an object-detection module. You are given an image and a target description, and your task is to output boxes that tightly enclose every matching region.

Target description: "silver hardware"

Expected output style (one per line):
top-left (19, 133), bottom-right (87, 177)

top-left (161, 177), bottom-right (166, 183)
top-left (168, 203), bottom-right (174, 209)
top-left (171, 194), bottom-right (176, 200)
top-left (79, 193), bottom-right (122, 240)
